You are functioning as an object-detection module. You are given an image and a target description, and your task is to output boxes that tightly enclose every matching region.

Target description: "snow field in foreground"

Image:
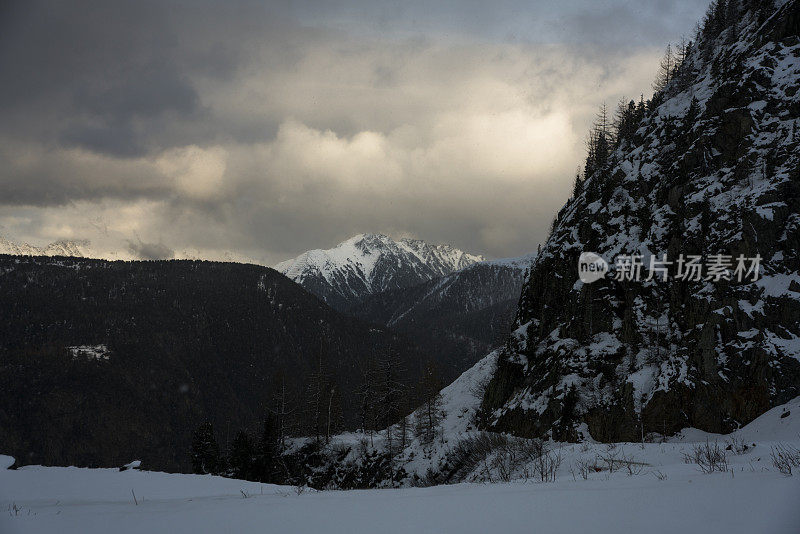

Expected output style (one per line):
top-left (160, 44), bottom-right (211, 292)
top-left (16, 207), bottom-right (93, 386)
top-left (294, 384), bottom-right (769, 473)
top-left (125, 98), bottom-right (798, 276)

top-left (2, 382), bottom-right (800, 534)
top-left (3, 414), bottom-right (800, 534)
top-left (0, 456), bottom-right (798, 534)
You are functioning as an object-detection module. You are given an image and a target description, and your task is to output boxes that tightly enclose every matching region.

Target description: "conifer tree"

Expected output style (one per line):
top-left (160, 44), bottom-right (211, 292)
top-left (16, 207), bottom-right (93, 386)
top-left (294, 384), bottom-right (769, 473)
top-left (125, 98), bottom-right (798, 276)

top-left (572, 169), bottom-right (584, 198)
top-left (684, 96), bottom-right (701, 132)
top-left (228, 430), bottom-right (254, 480)
top-left (653, 43), bottom-right (675, 92)
top-left (254, 415), bottom-right (280, 483)
top-left (584, 103), bottom-right (611, 180)
top-left (190, 421), bottom-right (221, 475)
top-left (613, 98), bottom-right (638, 148)
top-left (725, 0), bottom-right (740, 43)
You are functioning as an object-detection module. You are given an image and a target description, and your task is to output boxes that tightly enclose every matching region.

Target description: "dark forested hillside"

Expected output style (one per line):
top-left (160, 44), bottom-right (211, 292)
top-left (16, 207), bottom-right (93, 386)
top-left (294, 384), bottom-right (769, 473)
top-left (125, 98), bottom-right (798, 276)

top-left (0, 256), bottom-right (429, 471)
top-left (350, 258), bottom-right (531, 370)
top-left (479, 0), bottom-right (800, 441)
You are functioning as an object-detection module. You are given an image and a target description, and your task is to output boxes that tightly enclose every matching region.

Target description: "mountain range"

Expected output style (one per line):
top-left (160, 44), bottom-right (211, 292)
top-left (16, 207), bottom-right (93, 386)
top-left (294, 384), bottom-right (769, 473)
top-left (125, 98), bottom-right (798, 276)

top-left (0, 230), bottom-right (533, 377)
top-left (0, 236), bottom-right (93, 258)
top-left (0, 236), bottom-right (259, 264)
top-left (275, 233), bottom-right (535, 368)
top-left (0, 235), bottom-right (532, 471)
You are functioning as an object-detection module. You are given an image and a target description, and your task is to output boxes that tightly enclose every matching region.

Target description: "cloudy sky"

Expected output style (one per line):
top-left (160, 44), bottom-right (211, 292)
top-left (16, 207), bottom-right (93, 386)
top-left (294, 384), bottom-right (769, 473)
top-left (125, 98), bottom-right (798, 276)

top-left (0, 0), bottom-right (707, 263)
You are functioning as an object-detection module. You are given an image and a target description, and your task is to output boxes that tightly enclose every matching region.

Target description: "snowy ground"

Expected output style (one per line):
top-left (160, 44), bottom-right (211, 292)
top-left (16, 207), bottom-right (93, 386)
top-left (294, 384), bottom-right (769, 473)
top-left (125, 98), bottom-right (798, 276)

top-left (3, 397), bottom-right (800, 534)
top-left (2, 350), bottom-right (800, 534)
top-left (1, 448), bottom-right (799, 534)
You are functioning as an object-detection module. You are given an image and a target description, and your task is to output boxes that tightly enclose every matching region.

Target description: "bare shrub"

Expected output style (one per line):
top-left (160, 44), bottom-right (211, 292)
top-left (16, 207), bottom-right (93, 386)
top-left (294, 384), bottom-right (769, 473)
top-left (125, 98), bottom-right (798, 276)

top-left (682, 440), bottom-right (728, 474)
top-left (770, 444), bottom-right (800, 476)
top-left (624, 458), bottom-right (646, 476)
top-left (441, 433), bottom-right (548, 484)
top-left (571, 457), bottom-right (596, 480)
top-left (724, 433), bottom-right (750, 455)
top-left (532, 447), bottom-right (562, 482)
top-left (486, 436), bottom-right (547, 483)
top-left (597, 448), bottom-right (646, 476)
top-left (469, 373), bottom-right (493, 399)
top-left (445, 433), bottom-right (512, 483)
top-left (598, 452), bottom-right (618, 473)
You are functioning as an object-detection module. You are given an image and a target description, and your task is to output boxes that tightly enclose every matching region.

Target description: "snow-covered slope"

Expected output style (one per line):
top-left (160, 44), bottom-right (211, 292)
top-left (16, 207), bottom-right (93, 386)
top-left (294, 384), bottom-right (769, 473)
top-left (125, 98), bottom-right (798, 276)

top-left (330, 347), bottom-right (800, 486)
top-left (275, 233), bottom-right (485, 310)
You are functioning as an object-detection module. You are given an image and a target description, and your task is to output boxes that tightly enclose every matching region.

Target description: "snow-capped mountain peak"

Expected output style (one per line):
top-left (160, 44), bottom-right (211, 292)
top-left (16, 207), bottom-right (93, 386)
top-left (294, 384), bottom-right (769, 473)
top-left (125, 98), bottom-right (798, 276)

top-left (275, 233), bottom-right (485, 309)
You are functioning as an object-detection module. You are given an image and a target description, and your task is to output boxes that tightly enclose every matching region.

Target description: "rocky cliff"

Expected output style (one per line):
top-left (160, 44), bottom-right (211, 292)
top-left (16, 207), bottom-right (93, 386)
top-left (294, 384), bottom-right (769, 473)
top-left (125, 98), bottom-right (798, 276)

top-left (479, 0), bottom-right (800, 441)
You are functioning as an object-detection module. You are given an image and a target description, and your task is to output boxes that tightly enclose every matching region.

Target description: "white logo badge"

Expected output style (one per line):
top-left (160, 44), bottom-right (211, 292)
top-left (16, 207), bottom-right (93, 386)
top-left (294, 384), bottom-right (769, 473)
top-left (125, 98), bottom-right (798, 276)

top-left (578, 252), bottom-right (608, 284)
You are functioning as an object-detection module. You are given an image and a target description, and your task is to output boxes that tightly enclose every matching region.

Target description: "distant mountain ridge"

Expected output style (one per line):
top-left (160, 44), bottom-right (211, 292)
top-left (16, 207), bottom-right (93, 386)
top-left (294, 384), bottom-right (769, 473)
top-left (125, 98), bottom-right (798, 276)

top-left (0, 236), bottom-right (92, 258)
top-left (0, 235), bottom-right (258, 264)
top-left (275, 233), bottom-right (485, 310)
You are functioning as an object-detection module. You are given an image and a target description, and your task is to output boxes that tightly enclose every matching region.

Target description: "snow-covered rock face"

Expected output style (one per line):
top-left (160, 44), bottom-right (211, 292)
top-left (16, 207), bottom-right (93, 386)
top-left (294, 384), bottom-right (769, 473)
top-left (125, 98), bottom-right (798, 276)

top-left (275, 233), bottom-right (485, 310)
top-left (479, 0), bottom-right (800, 442)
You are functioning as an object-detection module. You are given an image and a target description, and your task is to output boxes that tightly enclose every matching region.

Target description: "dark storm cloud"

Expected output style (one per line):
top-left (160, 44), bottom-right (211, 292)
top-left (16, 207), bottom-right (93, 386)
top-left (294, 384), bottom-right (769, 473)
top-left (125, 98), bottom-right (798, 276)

top-left (0, 0), bottom-right (297, 157)
top-left (0, 0), bottom-right (709, 261)
top-left (0, 1), bottom-right (197, 156)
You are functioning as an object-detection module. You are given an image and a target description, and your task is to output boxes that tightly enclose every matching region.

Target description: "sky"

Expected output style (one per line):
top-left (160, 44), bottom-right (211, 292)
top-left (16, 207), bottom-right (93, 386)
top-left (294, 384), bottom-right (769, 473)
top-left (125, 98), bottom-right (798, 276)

top-left (0, 0), bottom-right (708, 263)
